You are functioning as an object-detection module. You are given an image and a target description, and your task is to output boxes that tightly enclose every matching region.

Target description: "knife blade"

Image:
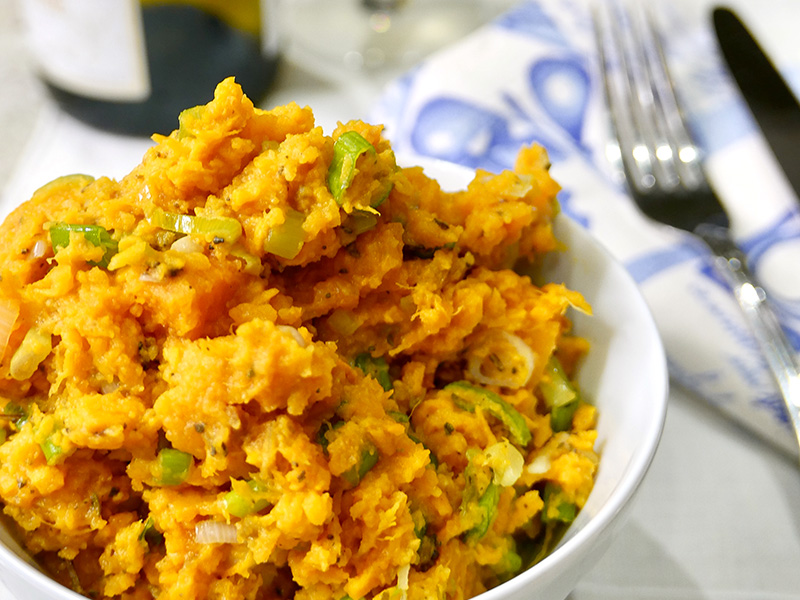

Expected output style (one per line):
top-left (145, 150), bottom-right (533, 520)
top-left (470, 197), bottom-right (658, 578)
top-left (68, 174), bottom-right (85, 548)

top-left (713, 6), bottom-right (800, 198)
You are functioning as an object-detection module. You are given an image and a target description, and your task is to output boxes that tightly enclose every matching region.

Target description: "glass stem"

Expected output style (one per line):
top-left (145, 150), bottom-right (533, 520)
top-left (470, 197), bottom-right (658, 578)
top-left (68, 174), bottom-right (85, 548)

top-left (362, 0), bottom-right (405, 11)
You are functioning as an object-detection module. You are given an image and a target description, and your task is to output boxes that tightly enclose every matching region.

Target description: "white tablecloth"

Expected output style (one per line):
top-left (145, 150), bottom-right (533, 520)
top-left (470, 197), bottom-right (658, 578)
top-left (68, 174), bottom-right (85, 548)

top-left (2, 1), bottom-right (800, 599)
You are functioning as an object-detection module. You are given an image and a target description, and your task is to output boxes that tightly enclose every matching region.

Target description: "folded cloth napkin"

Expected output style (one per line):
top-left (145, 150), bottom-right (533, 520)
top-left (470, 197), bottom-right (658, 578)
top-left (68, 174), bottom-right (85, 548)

top-left (371, 0), bottom-right (800, 457)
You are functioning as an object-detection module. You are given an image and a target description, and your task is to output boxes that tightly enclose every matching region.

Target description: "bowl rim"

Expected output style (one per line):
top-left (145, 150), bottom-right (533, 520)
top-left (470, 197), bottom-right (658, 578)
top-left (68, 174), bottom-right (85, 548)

top-left (0, 530), bottom-right (85, 600)
top-left (476, 214), bottom-right (669, 598)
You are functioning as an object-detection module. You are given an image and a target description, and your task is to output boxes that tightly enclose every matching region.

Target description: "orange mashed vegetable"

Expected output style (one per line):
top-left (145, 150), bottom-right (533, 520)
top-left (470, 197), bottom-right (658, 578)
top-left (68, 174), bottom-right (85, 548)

top-left (0, 78), bottom-right (598, 600)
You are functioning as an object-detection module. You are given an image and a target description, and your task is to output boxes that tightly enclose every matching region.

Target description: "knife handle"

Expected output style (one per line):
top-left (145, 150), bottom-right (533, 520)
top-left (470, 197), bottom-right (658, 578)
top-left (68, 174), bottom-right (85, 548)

top-left (696, 223), bottom-right (800, 454)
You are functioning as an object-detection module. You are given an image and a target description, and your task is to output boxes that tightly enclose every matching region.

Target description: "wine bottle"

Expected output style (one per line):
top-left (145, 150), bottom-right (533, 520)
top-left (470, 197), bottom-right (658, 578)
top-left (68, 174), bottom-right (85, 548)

top-left (18, 0), bottom-right (279, 136)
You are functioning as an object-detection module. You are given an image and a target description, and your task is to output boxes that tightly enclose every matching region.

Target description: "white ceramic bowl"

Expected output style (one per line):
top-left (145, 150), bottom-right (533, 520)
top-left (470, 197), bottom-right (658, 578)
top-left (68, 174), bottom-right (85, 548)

top-left (435, 159), bottom-right (668, 600)
top-left (476, 211), bottom-right (668, 600)
top-left (0, 161), bottom-right (668, 600)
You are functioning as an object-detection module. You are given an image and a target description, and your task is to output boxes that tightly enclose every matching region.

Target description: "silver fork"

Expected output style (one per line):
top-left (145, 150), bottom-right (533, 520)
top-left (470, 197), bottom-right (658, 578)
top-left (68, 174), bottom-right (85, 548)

top-left (593, 0), bottom-right (800, 458)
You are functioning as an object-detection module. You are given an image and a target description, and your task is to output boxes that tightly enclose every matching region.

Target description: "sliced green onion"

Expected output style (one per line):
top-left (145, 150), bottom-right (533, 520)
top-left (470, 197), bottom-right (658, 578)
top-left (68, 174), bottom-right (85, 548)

top-left (316, 420), bottom-right (344, 455)
top-left (157, 447), bottom-right (192, 486)
top-left (397, 563), bottom-right (410, 593)
top-left (493, 547), bottom-right (523, 581)
top-left (49, 223), bottom-right (118, 268)
top-left (417, 532), bottom-right (438, 567)
top-left (539, 357), bottom-right (580, 432)
top-left (34, 418), bottom-right (66, 465)
top-left (411, 509), bottom-right (427, 539)
top-left (353, 352), bottom-right (392, 391)
top-left (388, 411), bottom-right (409, 424)
top-left (177, 105), bottom-right (205, 139)
top-left (407, 431), bottom-right (438, 469)
top-left (467, 331), bottom-right (535, 389)
top-left (541, 482), bottom-right (577, 524)
top-left (223, 479), bottom-right (271, 518)
top-left (341, 210), bottom-right (378, 237)
top-left (327, 309), bottom-right (360, 336)
top-left (228, 244), bottom-right (262, 275)
top-left (139, 517), bottom-right (164, 548)
top-left (149, 208), bottom-right (242, 244)
top-left (9, 328), bottom-right (52, 381)
top-left (465, 481), bottom-right (500, 542)
top-left (1, 402), bottom-right (28, 429)
top-left (341, 441), bottom-right (379, 487)
top-left (460, 447), bottom-right (504, 543)
top-left (483, 440), bottom-right (524, 487)
top-left (33, 174), bottom-right (95, 199)
top-left (328, 131), bottom-right (376, 204)
top-left (263, 209), bottom-right (305, 260)
top-left (316, 423), bottom-right (332, 454)
top-left (39, 433), bottom-right (63, 465)
top-left (194, 520), bottom-right (237, 544)
top-left (371, 179), bottom-right (394, 209)
top-left (445, 381), bottom-right (532, 447)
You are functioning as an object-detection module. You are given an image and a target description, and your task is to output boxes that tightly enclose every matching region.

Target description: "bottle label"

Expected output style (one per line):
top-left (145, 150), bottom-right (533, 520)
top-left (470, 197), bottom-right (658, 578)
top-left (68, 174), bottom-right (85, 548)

top-left (19, 0), bottom-right (151, 102)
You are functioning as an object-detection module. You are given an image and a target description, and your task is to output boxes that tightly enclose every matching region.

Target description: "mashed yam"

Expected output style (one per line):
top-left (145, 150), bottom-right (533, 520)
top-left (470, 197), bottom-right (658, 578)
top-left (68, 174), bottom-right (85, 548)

top-left (0, 78), bottom-right (598, 600)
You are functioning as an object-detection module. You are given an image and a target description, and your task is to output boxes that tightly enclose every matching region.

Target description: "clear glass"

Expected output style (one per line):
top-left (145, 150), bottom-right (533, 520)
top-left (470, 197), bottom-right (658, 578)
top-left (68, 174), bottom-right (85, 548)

top-left (279, 0), bottom-right (513, 78)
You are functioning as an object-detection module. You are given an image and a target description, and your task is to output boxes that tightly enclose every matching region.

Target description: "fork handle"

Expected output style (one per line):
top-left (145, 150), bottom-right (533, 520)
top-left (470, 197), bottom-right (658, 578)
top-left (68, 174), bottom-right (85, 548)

top-left (695, 223), bottom-right (800, 453)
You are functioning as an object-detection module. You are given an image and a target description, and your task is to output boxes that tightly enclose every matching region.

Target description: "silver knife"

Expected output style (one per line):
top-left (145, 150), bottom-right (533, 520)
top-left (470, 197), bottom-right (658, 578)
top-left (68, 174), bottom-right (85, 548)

top-left (713, 7), bottom-right (800, 198)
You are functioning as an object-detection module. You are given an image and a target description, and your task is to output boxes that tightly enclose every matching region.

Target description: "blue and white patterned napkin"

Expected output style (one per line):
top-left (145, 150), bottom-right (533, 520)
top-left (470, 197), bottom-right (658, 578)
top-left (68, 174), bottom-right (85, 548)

top-left (372, 0), bottom-right (800, 456)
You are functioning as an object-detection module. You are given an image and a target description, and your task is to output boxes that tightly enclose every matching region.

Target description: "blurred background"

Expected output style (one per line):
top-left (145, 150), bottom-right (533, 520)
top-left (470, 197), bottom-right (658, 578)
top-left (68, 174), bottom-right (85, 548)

top-left (0, 0), bottom-right (517, 202)
top-left (0, 2), bottom-right (42, 187)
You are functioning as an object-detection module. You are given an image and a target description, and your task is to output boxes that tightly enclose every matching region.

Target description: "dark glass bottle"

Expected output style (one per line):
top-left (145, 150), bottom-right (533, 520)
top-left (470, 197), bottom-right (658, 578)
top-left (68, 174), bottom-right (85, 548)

top-left (20, 0), bottom-right (279, 136)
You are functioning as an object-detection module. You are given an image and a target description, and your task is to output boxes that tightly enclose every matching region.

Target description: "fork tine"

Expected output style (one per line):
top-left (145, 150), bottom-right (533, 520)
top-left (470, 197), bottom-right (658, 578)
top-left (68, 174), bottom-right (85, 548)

top-left (630, 6), bottom-right (683, 191)
top-left (616, 3), bottom-right (675, 192)
top-left (638, 5), bottom-right (707, 191)
top-left (593, 2), bottom-right (648, 190)
top-left (594, 1), bottom-right (705, 197)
